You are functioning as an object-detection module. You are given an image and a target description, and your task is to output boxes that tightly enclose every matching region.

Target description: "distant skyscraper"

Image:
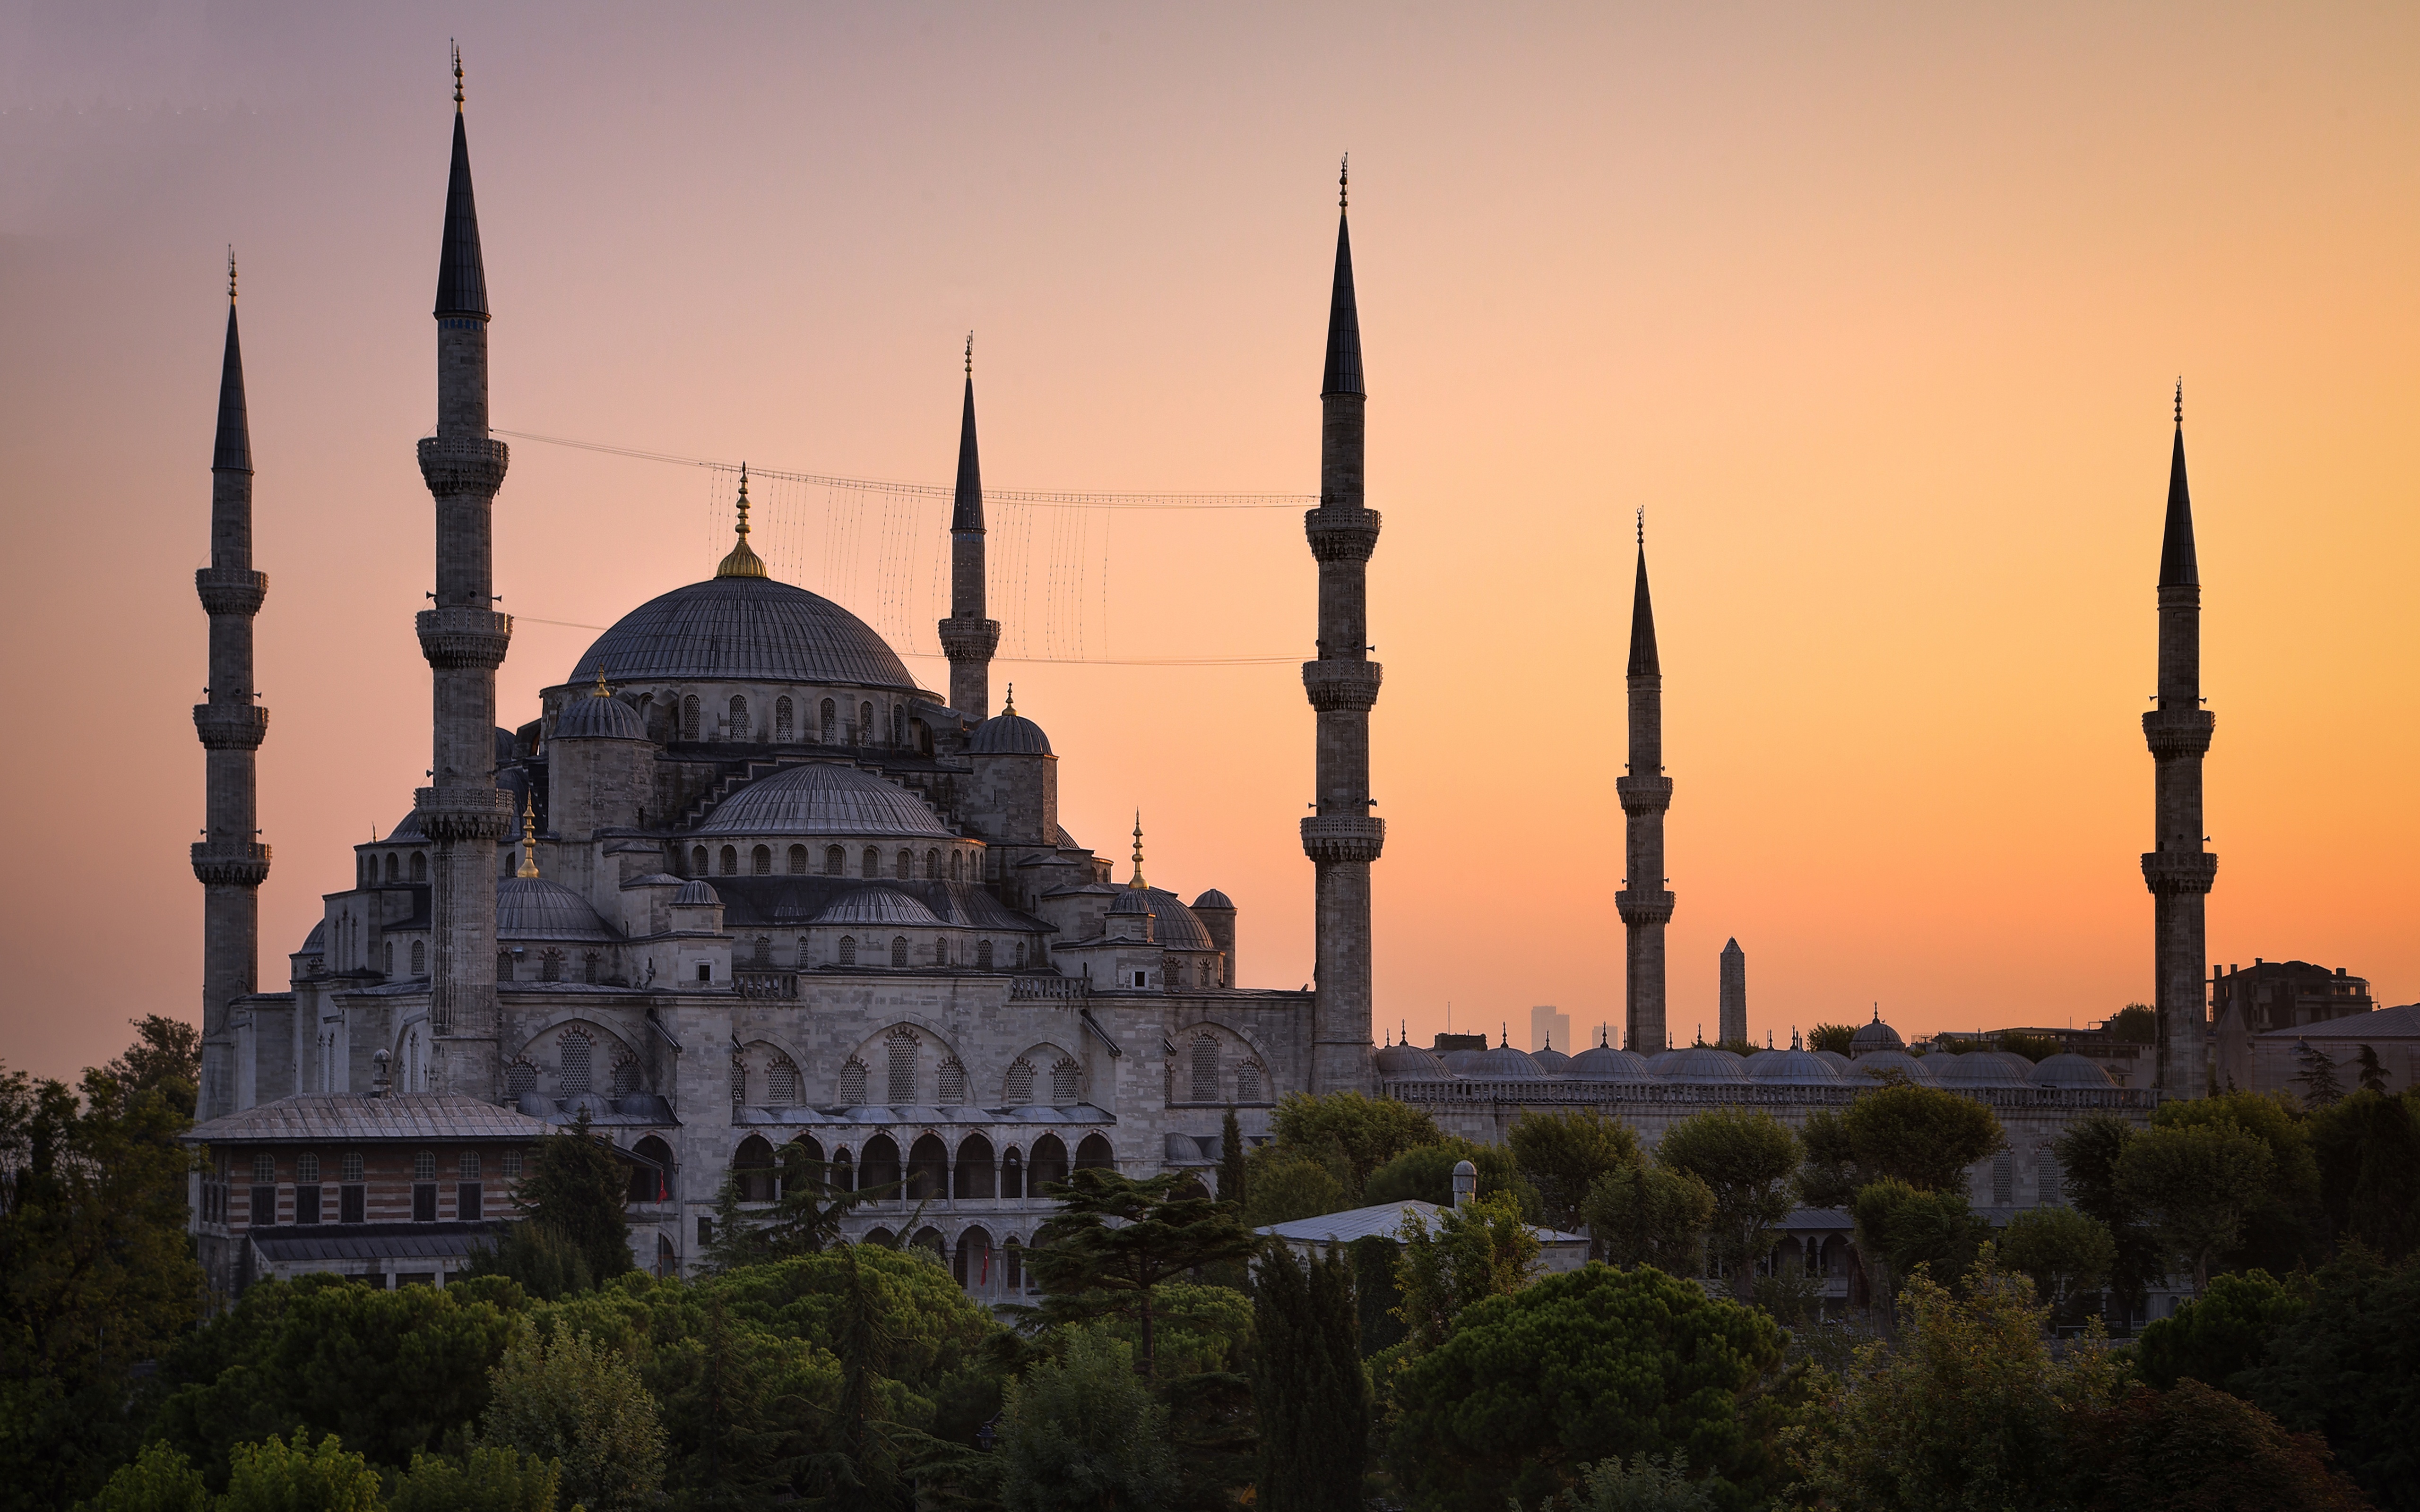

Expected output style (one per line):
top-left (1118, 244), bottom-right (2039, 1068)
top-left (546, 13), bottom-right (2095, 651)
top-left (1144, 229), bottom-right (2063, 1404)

top-left (1530, 1004), bottom-right (1571, 1055)
top-left (1719, 938), bottom-right (1746, 1045)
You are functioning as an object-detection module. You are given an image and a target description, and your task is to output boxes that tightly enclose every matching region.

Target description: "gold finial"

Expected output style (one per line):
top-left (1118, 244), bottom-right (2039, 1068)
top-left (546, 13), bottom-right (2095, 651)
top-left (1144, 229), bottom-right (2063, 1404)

top-left (452, 41), bottom-right (464, 110)
top-left (965, 330), bottom-right (974, 377)
top-left (715, 464), bottom-right (769, 578)
top-left (593, 668), bottom-right (611, 698)
top-left (1339, 153), bottom-right (1349, 210)
top-left (1127, 810), bottom-right (1146, 888)
top-left (516, 791), bottom-right (541, 877)
top-left (1636, 506), bottom-right (1643, 548)
top-left (227, 247), bottom-right (237, 305)
top-left (1003, 682), bottom-right (1015, 715)
top-left (2174, 377), bottom-right (2183, 425)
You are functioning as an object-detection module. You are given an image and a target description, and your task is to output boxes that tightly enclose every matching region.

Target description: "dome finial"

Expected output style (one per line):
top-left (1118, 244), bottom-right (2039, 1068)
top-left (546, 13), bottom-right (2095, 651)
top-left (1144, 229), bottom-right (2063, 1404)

top-left (715, 464), bottom-right (769, 578)
top-left (516, 791), bottom-right (541, 877)
top-left (592, 668), bottom-right (610, 697)
top-left (1003, 682), bottom-right (1015, 715)
top-left (1128, 810), bottom-right (1146, 888)
top-left (452, 40), bottom-right (463, 111)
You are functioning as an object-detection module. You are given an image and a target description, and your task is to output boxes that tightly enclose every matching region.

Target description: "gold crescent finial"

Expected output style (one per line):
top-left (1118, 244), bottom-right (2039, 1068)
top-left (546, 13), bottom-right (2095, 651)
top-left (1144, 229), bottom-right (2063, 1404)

top-left (1340, 152), bottom-right (1349, 210)
top-left (517, 790), bottom-right (541, 877)
top-left (1128, 810), bottom-right (1146, 889)
top-left (1636, 506), bottom-right (1643, 548)
top-left (716, 465), bottom-right (769, 577)
top-left (1003, 682), bottom-right (1015, 715)
top-left (593, 668), bottom-right (610, 697)
top-left (452, 41), bottom-right (464, 110)
top-left (965, 330), bottom-right (974, 377)
top-left (227, 247), bottom-right (237, 304)
top-left (2174, 377), bottom-right (2183, 425)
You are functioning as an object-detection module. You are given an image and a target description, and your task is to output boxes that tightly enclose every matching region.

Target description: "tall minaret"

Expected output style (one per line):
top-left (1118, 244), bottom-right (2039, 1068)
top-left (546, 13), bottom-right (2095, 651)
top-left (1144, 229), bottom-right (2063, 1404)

top-left (1616, 515), bottom-right (1674, 1052)
top-left (938, 334), bottom-right (1001, 718)
top-left (1300, 159), bottom-right (1383, 1094)
top-left (2141, 384), bottom-right (2216, 1098)
top-left (193, 253), bottom-right (271, 1120)
top-left (415, 49), bottom-right (512, 1098)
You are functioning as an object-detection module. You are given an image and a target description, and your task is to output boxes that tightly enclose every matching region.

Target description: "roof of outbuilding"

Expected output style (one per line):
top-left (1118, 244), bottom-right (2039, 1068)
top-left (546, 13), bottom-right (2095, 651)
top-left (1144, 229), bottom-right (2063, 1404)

top-left (698, 762), bottom-right (952, 838)
top-left (1191, 889), bottom-right (1234, 911)
top-left (250, 1220), bottom-right (503, 1264)
top-left (184, 1093), bottom-right (556, 1145)
top-left (2260, 1004), bottom-right (2420, 1040)
top-left (1666, 1046), bottom-right (1751, 1085)
top-left (568, 574), bottom-right (916, 691)
top-left (1256, 1200), bottom-right (1588, 1248)
top-left (672, 879), bottom-right (721, 907)
top-left (1469, 1042), bottom-right (1547, 1081)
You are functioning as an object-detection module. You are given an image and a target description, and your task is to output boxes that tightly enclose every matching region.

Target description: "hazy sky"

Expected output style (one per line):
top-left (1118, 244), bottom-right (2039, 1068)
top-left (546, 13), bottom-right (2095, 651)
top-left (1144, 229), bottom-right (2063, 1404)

top-left (3, 2), bottom-right (2414, 1080)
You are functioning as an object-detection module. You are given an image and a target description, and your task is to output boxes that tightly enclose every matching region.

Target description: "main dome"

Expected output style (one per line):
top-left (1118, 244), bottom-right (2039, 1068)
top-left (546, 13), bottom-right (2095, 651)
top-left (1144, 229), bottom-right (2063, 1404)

top-left (568, 576), bottom-right (917, 691)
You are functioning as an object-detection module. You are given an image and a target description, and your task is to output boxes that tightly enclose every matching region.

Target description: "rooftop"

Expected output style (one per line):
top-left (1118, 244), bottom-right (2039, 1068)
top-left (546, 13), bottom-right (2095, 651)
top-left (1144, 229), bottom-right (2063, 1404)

top-left (184, 1094), bottom-right (557, 1145)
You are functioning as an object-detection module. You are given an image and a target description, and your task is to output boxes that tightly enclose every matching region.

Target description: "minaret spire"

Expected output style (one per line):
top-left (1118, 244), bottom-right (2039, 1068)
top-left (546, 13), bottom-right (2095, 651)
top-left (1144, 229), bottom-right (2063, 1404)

top-left (938, 332), bottom-right (1002, 718)
top-left (415, 52), bottom-right (513, 1098)
top-left (2142, 382), bottom-right (2216, 1097)
top-left (1616, 515), bottom-right (1675, 1051)
top-left (194, 256), bottom-right (272, 1119)
top-left (1302, 161), bottom-right (1384, 1093)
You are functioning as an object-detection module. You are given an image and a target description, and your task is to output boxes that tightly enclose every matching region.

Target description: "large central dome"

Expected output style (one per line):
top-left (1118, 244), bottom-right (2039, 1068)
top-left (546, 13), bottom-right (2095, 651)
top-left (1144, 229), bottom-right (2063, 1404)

top-left (568, 576), bottom-right (916, 691)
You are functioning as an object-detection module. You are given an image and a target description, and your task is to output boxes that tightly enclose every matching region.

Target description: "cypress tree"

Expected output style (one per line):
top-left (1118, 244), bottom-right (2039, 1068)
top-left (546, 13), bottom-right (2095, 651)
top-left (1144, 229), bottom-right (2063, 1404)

top-left (1252, 1245), bottom-right (1369, 1512)
top-left (1221, 1107), bottom-right (1248, 1210)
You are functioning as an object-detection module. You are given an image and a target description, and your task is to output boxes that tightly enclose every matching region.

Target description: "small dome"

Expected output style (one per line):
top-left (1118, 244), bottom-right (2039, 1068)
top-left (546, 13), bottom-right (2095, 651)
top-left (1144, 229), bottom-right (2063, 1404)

top-left (1646, 1048), bottom-right (1685, 1074)
top-left (1191, 889), bottom-right (1235, 911)
top-left (1439, 1048), bottom-right (1483, 1074)
top-left (1530, 1045), bottom-right (1573, 1074)
top-left (497, 876), bottom-right (616, 940)
top-left (1376, 1041), bottom-right (1448, 1079)
top-left (672, 879), bottom-right (721, 907)
top-left (1850, 1014), bottom-right (1907, 1055)
top-left (1811, 1049), bottom-right (1853, 1072)
top-left (298, 920), bottom-right (326, 955)
top-left (2030, 1052), bottom-right (2115, 1089)
top-left (1469, 1042), bottom-right (1547, 1081)
top-left (556, 690), bottom-right (646, 740)
top-left (699, 762), bottom-right (951, 838)
top-left (969, 709), bottom-right (1052, 755)
top-left (387, 811), bottom-right (427, 842)
top-left (811, 889), bottom-right (945, 928)
top-left (1569, 1043), bottom-right (1656, 1082)
top-left (1930, 1050), bottom-right (2034, 1090)
top-left (1137, 888), bottom-right (1214, 950)
top-left (1666, 1046), bottom-right (1751, 1085)
top-left (1847, 1048), bottom-right (1938, 1087)
top-left (1109, 887), bottom-right (1153, 916)
top-left (1747, 1048), bottom-right (1845, 1086)
top-left (622, 872), bottom-right (683, 889)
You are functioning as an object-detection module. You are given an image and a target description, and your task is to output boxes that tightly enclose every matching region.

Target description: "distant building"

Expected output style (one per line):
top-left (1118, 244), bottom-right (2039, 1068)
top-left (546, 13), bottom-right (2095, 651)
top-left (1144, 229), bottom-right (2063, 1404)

top-left (1718, 939), bottom-right (1746, 1045)
top-left (1530, 1005), bottom-right (1571, 1057)
top-left (1931, 1023), bottom-right (2152, 1088)
top-left (2210, 960), bottom-right (2388, 1094)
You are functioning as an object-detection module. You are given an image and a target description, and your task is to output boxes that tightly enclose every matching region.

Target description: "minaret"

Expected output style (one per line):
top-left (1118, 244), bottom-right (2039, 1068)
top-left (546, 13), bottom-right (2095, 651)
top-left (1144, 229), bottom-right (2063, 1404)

top-left (415, 49), bottom-right (513, 1098)
top-left (2141, 383), bottom-right (2216, 1098)
top-left (1300, 158), bottom-right (1383, 1094)
top-left (1718, 938), bottom-right (1746, 1046)
top-left (938, 334), bottom-right (1002, 719)
top-left (1616, 513), bottom-right (1675, 1052)
top-left (193, 252), bottom-right (271, 1120)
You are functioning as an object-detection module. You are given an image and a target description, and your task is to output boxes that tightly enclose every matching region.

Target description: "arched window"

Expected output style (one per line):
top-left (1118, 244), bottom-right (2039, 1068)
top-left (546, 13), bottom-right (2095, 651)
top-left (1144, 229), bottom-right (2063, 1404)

top-left (1000, 1146), bottom-right (1025, 1199)
top-left (933, 936), bottom-right (950, 967)
top-left (2036, 1145), bottom-right (2064, 1206)
top-left (1050, 1057), bottom-right (1080, 1103)
top-left (720, 845), bottom-right (740, 876)
top-left (783, 1136), bottom-right (825, 1195)
top-left (611, 1057), bottom-right (641, 1096)
top-left (951, 852), bottom-right (963, 881)
top-left (774, 696), bottom-right (794, 741)
top-left (733, 1134), bottom-right (777, 1203)
top-left (954, 1134), bottom-right (996, 1198)
top-left (750, 936), bottom-right (773, 966)
top-left (907, 1134), bottom-right (949, 1200)
top-left (410, 940), bottom-right (425, 975)
top-left (859, 1135), bottom-right (901, 1195)
top-left (838, 1057), bottom-right (868, 1104)
top-left (497, 949), bottom-right (515, 978)
top-left (540, 948), bottom-right (564, 982)
top-left (891, 705), bottom-right (905, 747)
top-left (977, 939), bottom-right (994, 970)
top-left (862, 846), bottom-right (880, 879)
top-left (1015, 940), bottom-right (1029, 968)
top-left (505, 1060), bottom-right (537, 1099)
top-left (858, 702), bottom-right (873, 743)
top-left (767, 1057), bottom-right (799, 1105)
top-left (691, 845), bottom-right (709, 873)
top-left (838, 935), bottom-right (857, 966)
top-left (558, 1031), bottom-right (593, 1096)
top-left (954, 1225), bottom-right (993, 1289)
top-left (584, 951), bottom-right (602, 984)
top-left (890, 936), bottom-right (909, 968)
top-left (911, 1226), bottom-right (945, 1261)
top-left (753, 845), bottom-right (772, 876)
top-left (896, 849), bottom-right (913, 880)
top-left (788, 844), bottom-right (808, 874)
top-left (937, 1058), bottom-right (968, 1104)
top-left (1237, 1062), bottom-right (1263, 1102)
top-left (384, 852), bottom-right (400, 883)
top-left (1003, 1057), bottom-right (1035, 1104)
top-left (1192, 1034), bottom-right (1219, 1103)
top-left (411, 851), bottom-right (427, 882)
top-left (887, 1028), bottom-right (919, 1102)
top-left (1074, 1134), bottom-right (1115, 1172)
top-left (631, 1134), bottom-right (674, 1204)
top-left (1028, 1135), bottom-right (1069, 1192)
top-left (682, 695), bottom-right (700, 740)
top-left (925, 849), bottom-right (940, 880)
top-left (825, 845), bottom-right (846, 876)
top-left (384, 940), bottom-right (394, 975)
top-left (829, 1147), bottom-right (855, 1192)
top-left (729, 695), bottom-right (749, 739)
top-left (795, 935), bottom-right (810, 965)
top-left (820, 698), bottom-right (837, 742)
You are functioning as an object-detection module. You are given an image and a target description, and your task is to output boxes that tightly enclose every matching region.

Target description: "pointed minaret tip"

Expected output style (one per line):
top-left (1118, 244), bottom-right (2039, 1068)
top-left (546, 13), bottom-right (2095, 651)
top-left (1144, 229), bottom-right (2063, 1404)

top-left (2159, 378), bottom-right (2199, 588)
top-left (213, 259), bottom-right (252, 474)
top-left (1626, 524), bottom-right (1660, 677)
top-left (951, 346), bottom-right (984, 531)
top-left (433, 53), bottom-right (490, 321)
top-left (1321, 159), bottom-right (1364, 399)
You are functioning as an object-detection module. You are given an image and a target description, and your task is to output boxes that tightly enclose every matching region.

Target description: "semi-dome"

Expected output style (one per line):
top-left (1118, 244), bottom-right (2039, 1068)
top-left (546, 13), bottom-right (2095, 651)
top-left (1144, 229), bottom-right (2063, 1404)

top-left (1850, 1013), bottom-right (1907, 1056)
top-left (1469, 1041), bottom-right (1547, 1081)
top-left (568, 574), bottom-right (916, 691)
top-left (555, 688), bottom-right (646, 740)
top-left (698, 762), bottom-right (952, 838)
top-left (1847, 1048), bottom-right (1938, 1087)
top-left (1747, 1048), bottom-right (1845, 1086)
top-left (969, 708), bottom-right (1052, 755)
top-left (497, 876), bottom-right (616, 940)
top-left (2030, 1052), bottom-right (2115, 1089)
top-left (1376, 1041), bottom-right (1448, 1079)
top-left (1666, 1046), bottom-right (1751, 1085)
top-left (810, 889), bottom-right (945, 928)
top-left (1930, 1050), bottom-right (2034, 1090)
top-left (672, 879), bottom-right (721, 907)
top-left (386, 810), bottom-right (427, 842)
top-left (1569, 1043), bottom-right (1655, 1082)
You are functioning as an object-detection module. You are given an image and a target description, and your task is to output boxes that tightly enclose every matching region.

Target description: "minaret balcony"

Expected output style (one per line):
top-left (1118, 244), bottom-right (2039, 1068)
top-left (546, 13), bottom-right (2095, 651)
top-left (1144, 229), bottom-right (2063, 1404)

top-left (415, 434), bottom-right (510, 496)
top-left (416, 607), bottom-right (514, 670)
top-left (1304, 506), bottom-right (1382, 562)
top-left (194, 566), bottom-right (268, 615)
top-left (1615, 888), bottom-right (1676, 926)
top-left (2141, 708), bottom-right (2216, 759)
top-left (2140, 850), bottom-right (2219, 897)
top-left (192, 703), bottom-right (270, 750)
top-left (1300, 816), bottom-right (1385, 864)
top-left (937, 616), bottom-right (1002, 660)
top-left (191, 840), bottom-right (271, 886)
top-left (1302, 659), bottom-right (1383, 712)
top-left (415, 785), bottom-right (517, 843)
top-left (1615, 775), bottom-right (1674, 816)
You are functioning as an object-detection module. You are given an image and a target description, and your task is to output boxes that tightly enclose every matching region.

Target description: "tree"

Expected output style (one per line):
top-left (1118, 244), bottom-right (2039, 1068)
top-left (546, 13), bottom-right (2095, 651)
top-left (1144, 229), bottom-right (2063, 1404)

top-left (1581, 1163), bottom-right (1712, 1277)
top-left (72, 1442), bottom-right (210, 1512)
top-left (2296, 1043), bottom-right (2346, 1108)
top-left (1388, 1263), bottom-right (1789, 1512)
top-left (1513, 1452), bottom-right (1711, 1512)
top-left (1997, 1205), bottom-right (2117, 1315)
top-left (2117, 1122), bottom-right (2276, 1294)
top-left (1264, 1091), bottom-right (1442, 1201)
top-left (1786, 1260), bottom-right (2123, 1511)
top-left (482, 1328), bottom-right (666, 1512)
top-left (1655, 1109), bottom-right (1799, 1301)
top-left (388, 1447), bottom-right (562, 1512)
top-left (2056, 1114), bottom-right (2169, 1309)
top-left (1027, 1168), bottom-right (1255, 1377)
top-left (2308, 1090), bottom-right (2420, 1262)
top-left (2239, 1251), bottom-right (2420, 1510)
top-left (1218, 1107), bottom-right (1246, 1209)
top-left (467, 1221), bottom-right (597, 1301)
top-left (219, 1433), bottom-right (385, 1512)
top-left (2134, 1269), bottom-right (2307, 1393)
top-left (1236, 1151), bottom-right (1344, 1228)
top-left (1361, 1138), bottom-right (1532, 1215)
top-left (1251, 1246), bottom-right (1367, 1512)
top-left (103, 1016), bottom-right (203, 1118)
top-left (1995, 1032), bottom-right (2062, 1064)
top-left (699, 1143), bottom-right (897, 1275)
top-left (1393, 1191), bottom-right (1541, 1353)
top-left (2107, 1005), bottom-right (2158, 1045)
top-left (1510, 1110), bottom-right (1641, 1232)
top-left (504, 1116), bottom-right (633, 1288)
top-left (1841, 1082), bottom-right (2004, 1193)
top-left (2354, 1046), bottom-right (2390, 1095)
top-left (997, 1326), bottom-right (1179, 1512)
top-left (1848, 1179), bottom-right (1992, 1310)
top-left (1807, 1024), bottom-right (1856, 1056)
top-left (2066, 1379), bottom-right (2369, 1512)
top-left (2153, 1091), bottom-right (2325, 1276)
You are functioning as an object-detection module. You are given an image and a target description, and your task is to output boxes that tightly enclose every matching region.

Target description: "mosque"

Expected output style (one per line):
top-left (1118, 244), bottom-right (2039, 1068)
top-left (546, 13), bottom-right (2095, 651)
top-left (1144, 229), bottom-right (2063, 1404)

top-left (185, 66), bottom-right (2184, 1297)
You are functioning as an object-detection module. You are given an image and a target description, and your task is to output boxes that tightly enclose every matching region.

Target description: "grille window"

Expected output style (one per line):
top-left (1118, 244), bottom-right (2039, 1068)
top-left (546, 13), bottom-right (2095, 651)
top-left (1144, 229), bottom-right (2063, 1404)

top-left (789, 845), bottom-right (808, 875)
top-left (2037, 1146), bottom-right (2064, 1206)
top-left (1992, 1150), bottom-right (2015, 1204)
top-left (775, 696), bottom-right (793, 740)
top-left (410, 940), bottom-right (425, 974)
top-left (1004, 1058), bottom-right (1035, 1104)
top-left (938, 1060), bottom-right (968, 1104)
top-left (612, 1058), bottom-right (641, 1096)
top-left (887, 1030), bottom-right (919, 1104)
top-left (768, 1059), bottom-right (799, 1105)
top-left (506, 1061), bottom-right (538, 1098)
top-left (838, 1059), bottom-right (869, 1105)
top-left (1050, 1058), bottom-right (1080, 1103)
top-left (977, 940), bottom-right (994, 970)
top-left (559, 1031), bottom-right (593, 1095)
top-left (838, 935), bottom-right (856, 965)
top-left (1237, 1062), bottom-right (1262, 1102)
top-left (890, 936), bottom-right (908, 968)
top-left (1192, 1036), bottom-right (1220, 1102)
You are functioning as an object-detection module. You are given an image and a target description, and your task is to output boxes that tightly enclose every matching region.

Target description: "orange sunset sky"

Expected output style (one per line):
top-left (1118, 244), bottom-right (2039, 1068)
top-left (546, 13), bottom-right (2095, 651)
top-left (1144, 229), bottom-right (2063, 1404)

top-left (2, 3), bottom-right (2415, 1082)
